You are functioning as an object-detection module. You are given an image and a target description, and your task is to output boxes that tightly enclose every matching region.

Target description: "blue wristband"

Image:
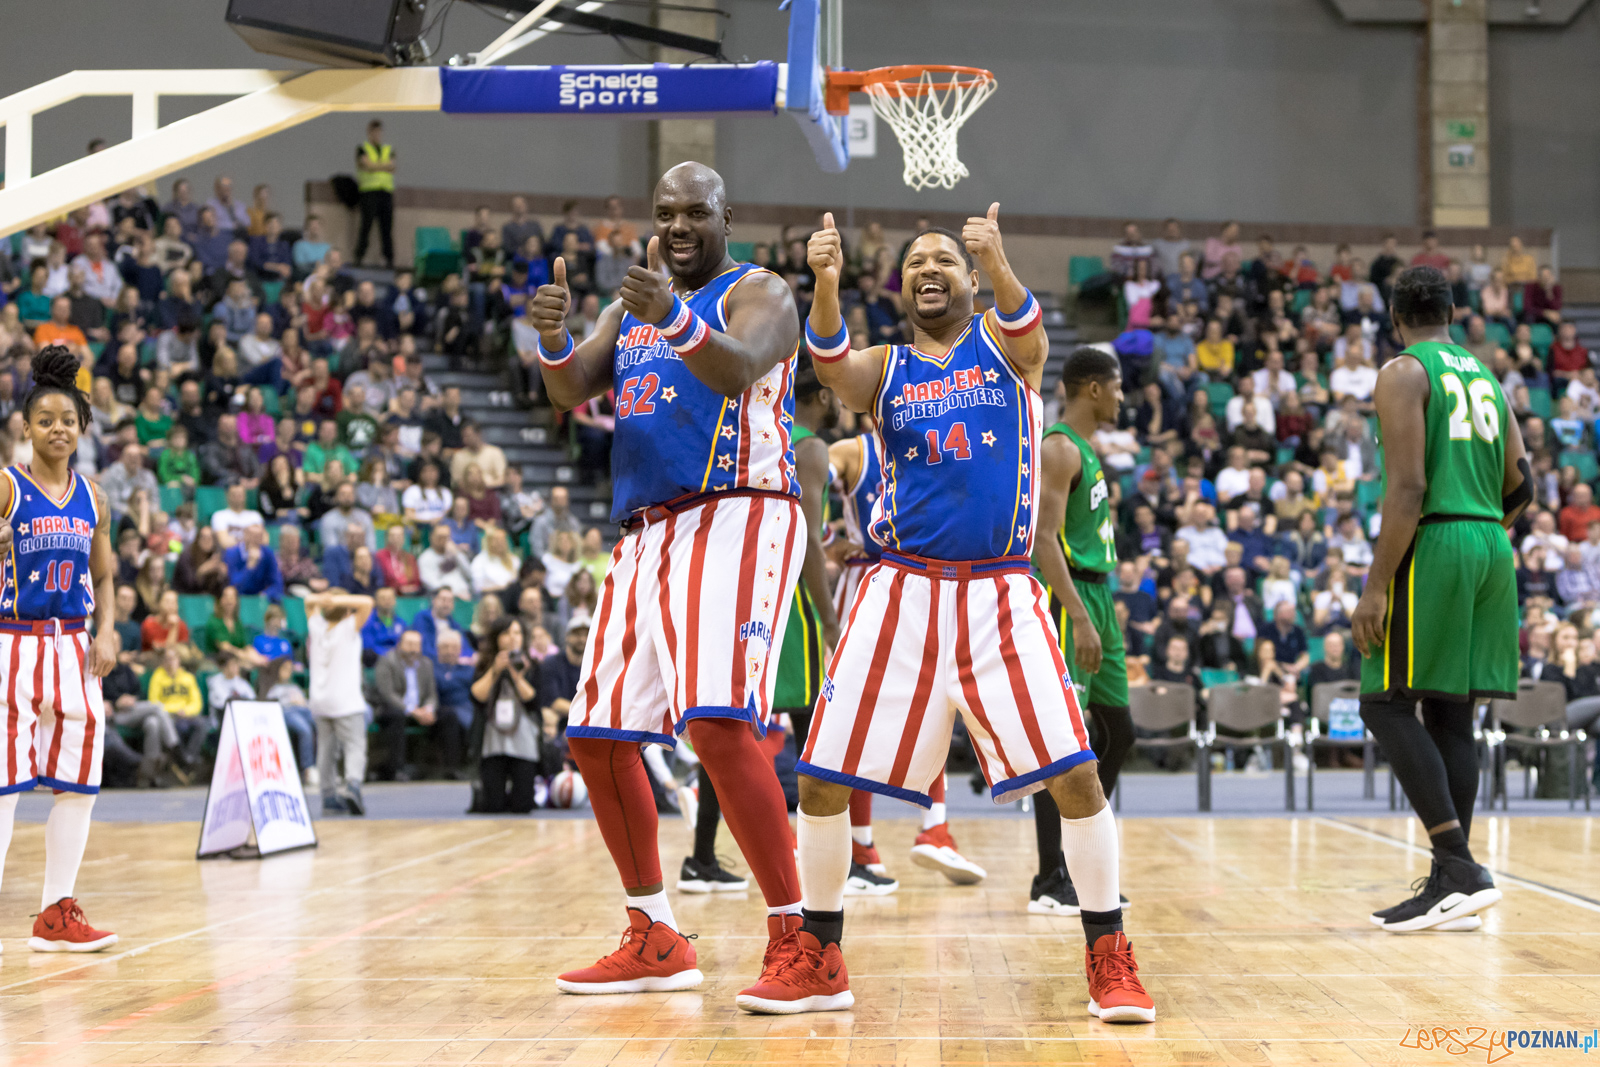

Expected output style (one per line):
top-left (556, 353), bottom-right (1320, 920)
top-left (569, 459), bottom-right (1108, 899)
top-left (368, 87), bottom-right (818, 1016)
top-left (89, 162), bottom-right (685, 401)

top-left (804, 319), bottom-right (850, 363)
top-left (538, 330), bottom-right (575, 367)
top-left (994, 289), bottom-right (1042, 336)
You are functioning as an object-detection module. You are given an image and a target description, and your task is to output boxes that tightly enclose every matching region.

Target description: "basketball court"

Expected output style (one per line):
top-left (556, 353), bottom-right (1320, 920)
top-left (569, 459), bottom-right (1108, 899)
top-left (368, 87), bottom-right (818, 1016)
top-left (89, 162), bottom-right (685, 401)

top-left (0, 1), bottom-right (1596, 1063)
top-left (1, 798), bottom-right (1597, 1065)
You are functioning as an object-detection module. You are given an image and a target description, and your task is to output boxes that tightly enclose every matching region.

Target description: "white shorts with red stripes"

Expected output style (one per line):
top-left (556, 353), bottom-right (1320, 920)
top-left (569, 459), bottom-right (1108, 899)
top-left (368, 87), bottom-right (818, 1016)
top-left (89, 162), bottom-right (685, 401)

top-left (0, 625), bottom-right (104, 795)
top-left (567, 491), bottom-right (804, 747)
top-left (798, 553), bottom-right (1093, 807)
top-left (832, 557), bottom-right (876, 622)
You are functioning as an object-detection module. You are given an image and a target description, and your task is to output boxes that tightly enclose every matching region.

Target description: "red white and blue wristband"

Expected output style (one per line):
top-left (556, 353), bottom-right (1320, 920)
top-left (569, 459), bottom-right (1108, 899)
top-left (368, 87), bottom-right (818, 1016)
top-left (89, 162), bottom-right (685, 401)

top-left (804, 319), bottom-right (850, 363)
top-left (538, 330), bottom-right (575, 367)
top-left (994, 289), bottom-right (1043, 337)
top-left (656, 295), bottom-right (712, 357)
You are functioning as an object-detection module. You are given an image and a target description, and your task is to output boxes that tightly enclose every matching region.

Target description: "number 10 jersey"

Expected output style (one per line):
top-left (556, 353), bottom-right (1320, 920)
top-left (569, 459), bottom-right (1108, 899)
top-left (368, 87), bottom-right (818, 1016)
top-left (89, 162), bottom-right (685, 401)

top-left (0, 466), bottom-right (100, 622)
top-left (871, 315), bottom-right (1041, 562)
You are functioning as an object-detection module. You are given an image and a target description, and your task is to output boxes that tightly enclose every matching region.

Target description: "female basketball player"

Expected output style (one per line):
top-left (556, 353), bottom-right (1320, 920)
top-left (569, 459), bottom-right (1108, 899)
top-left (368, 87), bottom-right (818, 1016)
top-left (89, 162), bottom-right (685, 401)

top-left (0, 346), bottom-right (119, 952)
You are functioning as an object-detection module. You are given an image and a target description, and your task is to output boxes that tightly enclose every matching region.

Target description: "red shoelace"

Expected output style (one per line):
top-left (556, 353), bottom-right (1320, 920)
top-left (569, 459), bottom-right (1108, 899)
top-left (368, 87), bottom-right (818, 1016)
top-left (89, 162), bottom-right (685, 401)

top-left (1090, 942), bottom-right (1144, 994)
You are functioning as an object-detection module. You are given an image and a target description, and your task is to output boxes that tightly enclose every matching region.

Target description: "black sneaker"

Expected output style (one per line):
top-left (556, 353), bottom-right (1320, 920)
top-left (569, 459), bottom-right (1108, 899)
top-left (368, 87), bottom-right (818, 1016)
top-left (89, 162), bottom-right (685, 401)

top-left (322, 795), bottom-right (344, 815)
top-left (1371, 861), bottom-right (1437, 925)
top-left (1028, 866), bottom-right (1080, 916)
top-left (842, 862), bottom-right (898, 896)
top-left (1377, 855), bottom-right (1500, 932)
top-left (344, 784), bottom-right (366, 817)
top-left (676, 856), bottom-right (749, 894)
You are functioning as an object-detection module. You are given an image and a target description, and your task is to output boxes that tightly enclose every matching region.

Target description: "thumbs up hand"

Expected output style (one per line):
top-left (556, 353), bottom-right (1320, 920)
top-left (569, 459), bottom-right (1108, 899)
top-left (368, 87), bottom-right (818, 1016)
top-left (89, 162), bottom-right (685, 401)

top-left (530, 256), bottom-right (573, 346)
top-left (963, 202), bottom-right (1005, 276)
top-left (807, 211), bottom-right (844, 294)
top-left (620, 235), bottom-right (676, 324)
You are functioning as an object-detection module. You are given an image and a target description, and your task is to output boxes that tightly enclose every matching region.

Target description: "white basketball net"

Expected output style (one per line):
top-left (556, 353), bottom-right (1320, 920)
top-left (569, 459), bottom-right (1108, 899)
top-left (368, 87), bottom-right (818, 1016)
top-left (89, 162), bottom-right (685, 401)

top-left (864, 68), bottom-right (996, 191)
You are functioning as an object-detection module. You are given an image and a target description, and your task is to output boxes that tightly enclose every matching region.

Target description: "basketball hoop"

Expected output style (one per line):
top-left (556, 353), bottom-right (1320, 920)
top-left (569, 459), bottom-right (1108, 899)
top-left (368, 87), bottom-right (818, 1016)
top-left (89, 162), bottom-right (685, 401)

top-left (826, 65), bottom-right (996, 191)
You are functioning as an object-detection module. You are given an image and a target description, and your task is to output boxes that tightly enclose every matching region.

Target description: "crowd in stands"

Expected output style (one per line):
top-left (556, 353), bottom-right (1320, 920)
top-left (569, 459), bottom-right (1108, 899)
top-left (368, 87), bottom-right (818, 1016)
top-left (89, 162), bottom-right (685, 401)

top-left (0, 174), bottom-right (627, 805)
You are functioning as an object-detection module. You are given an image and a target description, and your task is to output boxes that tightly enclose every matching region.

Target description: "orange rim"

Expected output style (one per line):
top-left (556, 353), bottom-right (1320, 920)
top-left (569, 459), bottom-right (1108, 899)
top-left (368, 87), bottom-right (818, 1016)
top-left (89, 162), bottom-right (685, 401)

top-left (824, 64), bottom-right (994, 115)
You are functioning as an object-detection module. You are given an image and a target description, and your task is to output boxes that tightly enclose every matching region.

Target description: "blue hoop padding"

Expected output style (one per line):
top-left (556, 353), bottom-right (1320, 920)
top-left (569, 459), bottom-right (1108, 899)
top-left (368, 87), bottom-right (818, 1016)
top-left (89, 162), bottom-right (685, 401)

top-left (440, 62), bottom-right (780, 116)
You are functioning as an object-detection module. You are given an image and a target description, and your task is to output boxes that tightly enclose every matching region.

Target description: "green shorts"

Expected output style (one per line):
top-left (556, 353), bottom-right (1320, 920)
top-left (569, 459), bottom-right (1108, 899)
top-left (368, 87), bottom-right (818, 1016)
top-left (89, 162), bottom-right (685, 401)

top-left (1051, 576), bottom-right (1128, 710)
top-left (774, 583), bottom-right (826, 709)
top-left (1360, 517), bottom-right (1518, 703)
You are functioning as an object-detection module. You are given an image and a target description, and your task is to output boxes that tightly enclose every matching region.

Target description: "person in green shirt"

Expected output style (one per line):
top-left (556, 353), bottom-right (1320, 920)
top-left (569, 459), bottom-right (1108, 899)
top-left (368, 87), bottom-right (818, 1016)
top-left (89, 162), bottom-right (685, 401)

top-left (337, 384), bottom-right (379, 452)
top-left (158, 423), bottom-right (202, 487)
top-left (16, 263), bottom-right (53, 329)
top-left (134, 385), bottom-right (173, 446)
top-left (303, 418), bottom-right (359, 476)
top-left (202, 585), bottom-right (267, 669)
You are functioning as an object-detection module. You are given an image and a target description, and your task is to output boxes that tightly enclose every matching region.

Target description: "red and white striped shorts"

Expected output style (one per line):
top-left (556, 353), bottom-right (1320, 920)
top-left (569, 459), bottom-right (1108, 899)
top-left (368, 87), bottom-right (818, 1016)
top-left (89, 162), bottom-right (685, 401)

top-left (798, 554), bottom-right (1093, 807)
top-left (567, 492), bottom-right (804, 747)
top-left (832, 557), bottom-right (875, 621)
top-left (0, 624), bottom-right (105, 795)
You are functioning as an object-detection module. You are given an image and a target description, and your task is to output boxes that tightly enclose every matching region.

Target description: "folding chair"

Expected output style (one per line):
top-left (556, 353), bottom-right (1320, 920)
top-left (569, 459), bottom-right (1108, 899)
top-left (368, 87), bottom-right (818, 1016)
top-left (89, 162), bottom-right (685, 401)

top-left (1488, 680), bottom-right (1590, 811)
top-left (1305, 679), bottom-right (1375, 809)
top-left (1205, 682), bottom-right (1297, 811)
top-left (1123, 683), bottom-right (1205, 811)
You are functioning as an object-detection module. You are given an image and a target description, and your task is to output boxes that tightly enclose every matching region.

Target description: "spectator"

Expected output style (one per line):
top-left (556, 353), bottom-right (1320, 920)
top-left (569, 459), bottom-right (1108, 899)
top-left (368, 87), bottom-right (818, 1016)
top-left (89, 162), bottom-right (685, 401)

top-left (344, 545), bottom-right (384, 598)
top-left (1524, 265), bottom-right (1562, 327)
top-left (433, 630), bottom-right (476, 774)
top-left (173, 526), bottom-right (229, 599)
top-left (415, 587), bottom-right (471, 661)
top-left (292, 214), bottom-right (331, 276)
top-left (470, 617), bottom-right (542, 814)
top-left (147, 646), bottom-right (210, 767)
top-left (224, 522), bottom-right (283, 600)
top-left (419, 522), bottom-right (474, 600)
top-left (360, 586), bottom-right (406, 666)
top-left (276, 524), bottom-right (324, 596)
top-left (376, 524), bottom-right (423, 595)
top-left (202, 585), bottom-right (265, 668)
top-left (303, 419), bottom-right (358, 478)
top-left (529, 484), bottom-right (580, 561)
top-left (306, 592), bottom-right (375, 814)
top-left (100, 442), bottom-right (159, 520)
top-left (1329, 343), bottom-right (1378, 406)
top-left (33, 297), bottom-right (91, 361)
top-left (501, 195), bottom-right (546, 255)
top-left (1200, 221), bottom-right (1241, 280)
top-left (1409, 230), bottom-right (1450, 271)
top-left (319, 481), bottom-right (377, 554)
top-left (1555, 546), bottom-right (1600, 618)
top-left (1369, 234), bottom-right (1402, 299)
top-left (1560, 484), bottom-right (1600, 543)
top-left (1176, 501), bottom-right (1229, 575)
top-left (449, 420), bottom-right (507, 488)
top-left (1548, 320), bottom-right (1589, 387)
top-left (595, 228), bottom-right (641, 296)
top-left (1522, 510), bottom-right (1570, 570)
top-left (590, 194), bottom-right (638, 249)
top-left (72, 232), bottom-right (123, 306)
top-left (1195, 318), bottom-right (1234, 380)
top-left (103, 629), bottom-right (185, 786)
top-left (247, 212), bottom-right (293, 282)
top-left (372, 630), bottom-right (443, 781)
top-left (547, 200), bottom-right (595, 260)
top-left (207, 651), bottom-right (257, 713)
top-left (1110, 222), bottom-right (1153, 279)
top-left (163, 177), bottom-right (201, 233)
top-left (1150, 218), bottom-right (1190, 279)
top-left (200, 414), bottom-right (262, 488)
top-left (402, 460), bottom-right (453, 527)
top-left (1224, 376), bottom-right (1275, 436)
top-left (1480, 268), bottom-right (1515, 332)
top-left (259, 656), bottom-right (318, 785)
top-left (1501, 235), bottom-right (1537, 285)
top-left (205, 175), bottom-right (251, 232)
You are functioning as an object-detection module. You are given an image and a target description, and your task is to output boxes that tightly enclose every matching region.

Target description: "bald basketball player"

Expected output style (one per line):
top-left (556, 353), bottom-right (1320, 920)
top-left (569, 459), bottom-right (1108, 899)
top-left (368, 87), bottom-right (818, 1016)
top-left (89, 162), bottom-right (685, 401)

top-left (534, 163), bottom-right (809, 1003)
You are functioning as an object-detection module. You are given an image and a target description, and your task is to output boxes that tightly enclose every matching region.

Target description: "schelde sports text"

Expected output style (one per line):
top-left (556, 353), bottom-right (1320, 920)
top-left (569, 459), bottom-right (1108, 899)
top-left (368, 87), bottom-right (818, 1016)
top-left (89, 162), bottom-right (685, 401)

top-left (558, 72), bottom-right (659, 109)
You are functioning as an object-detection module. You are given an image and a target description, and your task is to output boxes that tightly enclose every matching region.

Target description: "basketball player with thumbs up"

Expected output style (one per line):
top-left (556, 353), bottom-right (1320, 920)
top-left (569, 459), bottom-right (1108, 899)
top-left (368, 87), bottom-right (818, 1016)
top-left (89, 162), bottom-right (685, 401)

top-left (533, 162), bottom-right (813, 1008)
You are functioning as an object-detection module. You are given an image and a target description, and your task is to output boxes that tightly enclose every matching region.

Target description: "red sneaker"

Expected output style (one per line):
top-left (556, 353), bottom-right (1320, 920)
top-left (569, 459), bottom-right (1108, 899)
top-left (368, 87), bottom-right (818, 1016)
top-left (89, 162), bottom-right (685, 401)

top-left (556, 909), bottom-right (703, 994)
top-left (851, 840), bottom-right (885, 873)
top-left (30, 898), bottom-right (117, 953)
top-left (757, 912), bottom-right (804, 982)
top-left (736, 931), bottom-right (854, 1014)
top-left (911, 823), bottom-right (987, 885)
top-left (1085, 932), bottom-right (1155, 1023)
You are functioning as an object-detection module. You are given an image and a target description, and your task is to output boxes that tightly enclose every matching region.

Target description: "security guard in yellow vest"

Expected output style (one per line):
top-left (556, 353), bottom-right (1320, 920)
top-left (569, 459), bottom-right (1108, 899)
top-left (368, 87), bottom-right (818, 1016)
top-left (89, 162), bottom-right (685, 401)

top-left (355, 119), bottom-right (396, 269)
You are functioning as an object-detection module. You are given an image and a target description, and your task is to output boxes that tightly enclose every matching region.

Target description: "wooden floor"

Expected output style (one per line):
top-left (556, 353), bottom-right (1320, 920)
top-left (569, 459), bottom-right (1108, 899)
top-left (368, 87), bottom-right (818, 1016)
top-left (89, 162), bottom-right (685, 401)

top-left (0, 813), bottom-right (1596, 1066)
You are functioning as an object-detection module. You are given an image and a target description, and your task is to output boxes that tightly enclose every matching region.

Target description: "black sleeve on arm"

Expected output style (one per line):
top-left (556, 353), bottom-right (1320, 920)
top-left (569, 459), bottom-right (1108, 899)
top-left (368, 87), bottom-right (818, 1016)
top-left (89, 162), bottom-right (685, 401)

top-left (1503, 456), bottom-right (1533, 517)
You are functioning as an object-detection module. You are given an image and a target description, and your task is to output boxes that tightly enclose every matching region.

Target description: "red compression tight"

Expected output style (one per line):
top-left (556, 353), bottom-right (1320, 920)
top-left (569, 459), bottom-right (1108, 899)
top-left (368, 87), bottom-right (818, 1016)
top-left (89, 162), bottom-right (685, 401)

top-left (684, 716), bottom-right (800, 907)
top-left (929, 772), bottom-right (946, 803)
top-left (567, 736), bottom-right (662, 890)
top-left (848, 790), bottom-right (872, 827)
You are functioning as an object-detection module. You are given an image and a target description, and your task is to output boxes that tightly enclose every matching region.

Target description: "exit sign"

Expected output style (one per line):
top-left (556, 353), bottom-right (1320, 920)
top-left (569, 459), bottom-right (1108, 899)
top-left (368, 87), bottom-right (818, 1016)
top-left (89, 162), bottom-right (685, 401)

top-left (1447, 119), bottom-right (1478, 139)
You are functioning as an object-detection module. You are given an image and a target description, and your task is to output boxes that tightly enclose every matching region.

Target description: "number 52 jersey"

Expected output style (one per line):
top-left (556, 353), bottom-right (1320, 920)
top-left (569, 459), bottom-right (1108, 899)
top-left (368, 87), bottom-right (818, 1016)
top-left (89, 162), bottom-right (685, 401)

top-left (871, 316), bottom-right (1041, 562)
top-left (607, 262), bottom-right (800, 522)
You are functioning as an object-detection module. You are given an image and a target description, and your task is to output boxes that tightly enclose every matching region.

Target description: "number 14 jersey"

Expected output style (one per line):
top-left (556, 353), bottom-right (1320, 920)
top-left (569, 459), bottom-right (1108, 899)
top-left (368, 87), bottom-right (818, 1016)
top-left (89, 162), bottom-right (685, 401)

top-left (871, 315), bottom-right (1041, 561)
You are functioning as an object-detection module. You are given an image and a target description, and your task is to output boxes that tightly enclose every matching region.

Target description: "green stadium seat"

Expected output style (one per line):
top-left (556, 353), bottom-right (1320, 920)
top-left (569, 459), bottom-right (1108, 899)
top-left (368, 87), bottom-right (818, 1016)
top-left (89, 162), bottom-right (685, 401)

top-left (727, 241), bottom-right (756, 263)
top-left (1200, 668), bottom-right (1239, 689)
top-left (178, 594), bottom-right (214, 638)
top-left (260, 389), bottom-right (281, 416)
top-left (1486, 321), bottom-right (1512, 349)
top-left (1356, 478), bottom-right (1384, 514)
top-left (195, 486), bottom-right (228, 526)
top-left (452, 599), bottom-right (476, 630)
top-left (1561, 450), bottom-right (1600, 484)
top-left (1275, 446), bottom-right (1295, 467)
top-left (266, 525), bottom-right (280, 551)
top-left (1308, 635), bottom-right (1324, 665)
top-left (397, 596), bottom-right (429, 623)
top-left (1530, 323), bottom-right (1554, 357)
top-left (1512, 287), bottom-right (1524, 318)
top-left (284, 597), bottom-right (308, 639)
top-left (1203, 381), bottom-right (1234, 421)
top-left (1527, 387), bottom-right (1552, 420)
top-left (1068, 256), bottom-right (1104, 288)
top-left (415, 227), bottom-right (461, 283)
top-left (1291, 290), bottom-right (1311, 316)
top-left (261, 280), bottom-right (283, 307)
top-left (159, 486), bottom-right (187, 514)
top-left (1449, 323), bottom-right (1467, 344)
top-left (239, 595), bottom-right (266, 631)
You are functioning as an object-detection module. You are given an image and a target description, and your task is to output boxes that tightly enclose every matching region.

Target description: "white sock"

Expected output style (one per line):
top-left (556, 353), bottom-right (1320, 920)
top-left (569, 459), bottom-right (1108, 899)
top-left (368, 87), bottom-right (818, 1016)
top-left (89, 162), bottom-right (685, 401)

top-left (850, 826), bottom-right (873, 847)
top-left (1059, 803), bottom-right (1120, 914)
top-left (41, 792), bottom-right (95, 910)
top-left (767, 902), bottom-right (801, 917)
top-left (0, 793), bottom-right (17, 894)
top-left (922, 802), bottom-right (947, 830)
top-left (797, 809), bottom-right (850, 913)
top-left (626, 889), bottom-right (677, 930)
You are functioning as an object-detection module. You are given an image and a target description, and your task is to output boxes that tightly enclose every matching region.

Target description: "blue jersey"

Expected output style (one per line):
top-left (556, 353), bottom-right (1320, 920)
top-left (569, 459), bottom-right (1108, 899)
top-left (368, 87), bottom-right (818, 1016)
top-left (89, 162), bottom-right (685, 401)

top-left (838, 432), bottom-right (884, 562)
top-left (1, 466), bottom-right (100, 621)
top-left (871, 316), bottom-right (1041, 561)
top-left (609, 263), bottom-right (799, 521)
